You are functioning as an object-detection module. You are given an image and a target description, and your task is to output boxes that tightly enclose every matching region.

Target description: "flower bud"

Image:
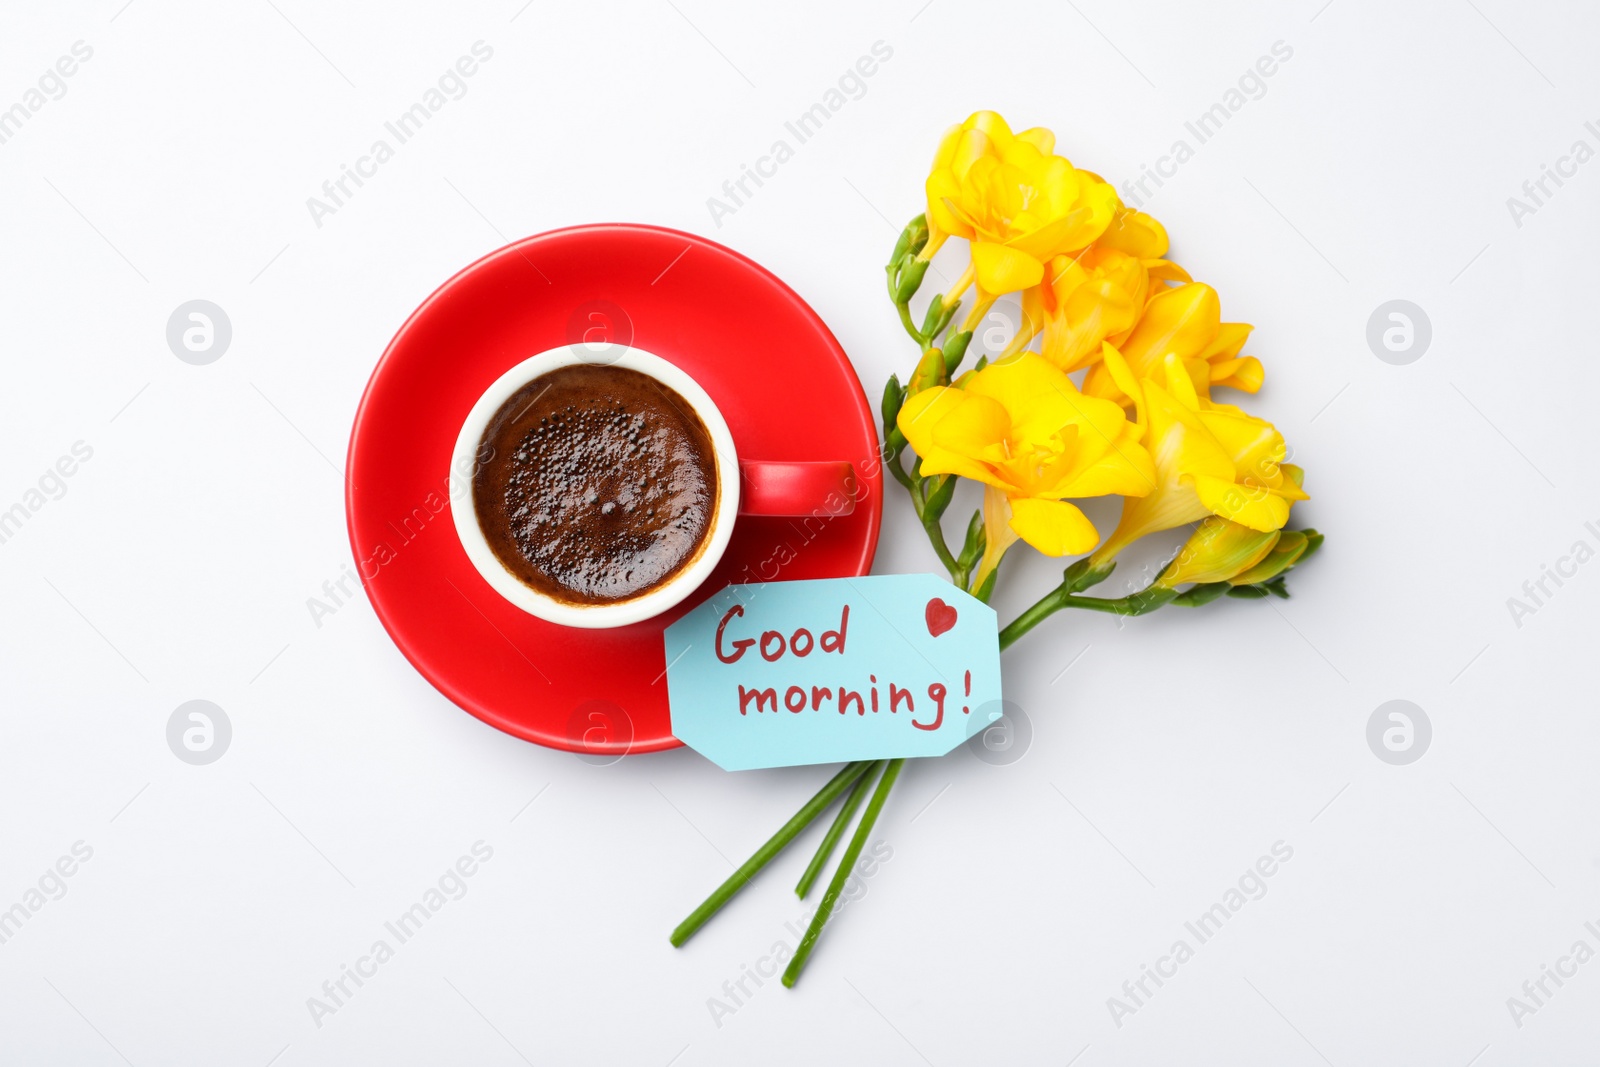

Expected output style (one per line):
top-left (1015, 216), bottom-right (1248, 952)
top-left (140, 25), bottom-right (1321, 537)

top-left (908, 347), bottom-right (947, 394)
top-left (1155, 517), bottom-right (1279, 588)
top-left (889, 214), bottom-right (929, 268)
top-left (1228, 529), bottom-right (1309, 586)
top-left (881, 375), bottom-right (907, 428)
top-left (922, 474), bottom-right (956, 520)
top-left (895, 258), bottom-right (930, 304)
top-left (942, 330), bottom-right (973, 373)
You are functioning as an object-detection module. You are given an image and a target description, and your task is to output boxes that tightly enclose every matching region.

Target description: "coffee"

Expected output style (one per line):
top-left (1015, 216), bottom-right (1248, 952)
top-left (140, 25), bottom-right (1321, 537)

top-left (473, 364), bottom-right (719, 605)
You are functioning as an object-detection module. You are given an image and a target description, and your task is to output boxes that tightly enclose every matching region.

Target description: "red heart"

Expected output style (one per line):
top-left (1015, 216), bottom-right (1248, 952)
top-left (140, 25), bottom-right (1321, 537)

top-left (925, 597), bottom-right (958, 638)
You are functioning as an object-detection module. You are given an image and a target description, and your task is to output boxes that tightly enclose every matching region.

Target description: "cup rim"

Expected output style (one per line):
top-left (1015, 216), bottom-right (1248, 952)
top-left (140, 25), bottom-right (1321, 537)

top-left (449, 342), bottom-right (740, 628)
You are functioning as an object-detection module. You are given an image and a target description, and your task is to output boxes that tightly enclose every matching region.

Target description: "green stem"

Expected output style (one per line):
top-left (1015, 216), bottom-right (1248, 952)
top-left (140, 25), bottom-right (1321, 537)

top-left (782, 759), bottom-right (905, 988)
top-left (795, 759), bottom-right (882, 899)
top-left (670, 761), bottom-right (874, 947)
top-left (906, 478), bottom-right (963, 586)
top-left (998, 585), bottom-right (1178, 650)
top-left (896, 302), bottom-right (924, 345)
top-left (921, 512), bottom-right (962, 580)
top-left (886, 454), bottom-right (916, 492)
top-left (883, 428), bottom-right (915, 492)
top-left (998, 587), bottom-right (1066, 651)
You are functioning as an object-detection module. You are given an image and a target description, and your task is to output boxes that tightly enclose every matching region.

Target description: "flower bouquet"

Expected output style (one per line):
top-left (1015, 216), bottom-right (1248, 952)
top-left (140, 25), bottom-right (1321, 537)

top-left (670, 110), bottom-right (1322, 987)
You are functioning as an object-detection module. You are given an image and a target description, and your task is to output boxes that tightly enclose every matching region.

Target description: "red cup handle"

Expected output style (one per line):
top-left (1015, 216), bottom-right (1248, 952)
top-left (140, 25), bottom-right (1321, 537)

top-left (739, 461), bottom-right (857, 517)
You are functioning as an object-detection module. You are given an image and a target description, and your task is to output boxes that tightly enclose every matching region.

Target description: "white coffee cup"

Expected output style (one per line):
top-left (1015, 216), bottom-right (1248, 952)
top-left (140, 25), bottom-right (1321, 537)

top-left (450, 343), bottom-right (741, 629)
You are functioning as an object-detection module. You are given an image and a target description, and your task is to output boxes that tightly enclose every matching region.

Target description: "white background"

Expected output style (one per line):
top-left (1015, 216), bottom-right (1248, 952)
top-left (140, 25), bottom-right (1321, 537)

top-left (2, 0), bottom-right (1597, 1063)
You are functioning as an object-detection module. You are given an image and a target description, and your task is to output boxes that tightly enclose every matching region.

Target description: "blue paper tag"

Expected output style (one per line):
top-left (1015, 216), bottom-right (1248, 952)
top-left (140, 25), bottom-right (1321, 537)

top-left (664, 575), bottom-right (1003, 771)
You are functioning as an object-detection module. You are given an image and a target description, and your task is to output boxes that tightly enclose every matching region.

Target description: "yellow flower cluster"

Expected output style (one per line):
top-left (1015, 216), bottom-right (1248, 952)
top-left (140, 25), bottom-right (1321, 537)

top-left (897, 110), bottom-right (1310, 588)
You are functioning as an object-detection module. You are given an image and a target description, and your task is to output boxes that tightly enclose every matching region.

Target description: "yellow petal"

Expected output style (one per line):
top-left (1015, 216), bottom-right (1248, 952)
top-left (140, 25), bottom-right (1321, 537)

top-left (931, 393), bottom-right (1011, 453)
top-left (1194, 406), bottom-right (1285, 481)
top-left (1145, 259), bottom-right (1192, 287)
top-left (972, 484), bottom-right (1021, 590)
top-left (925, 172), bottom-right (968, 240)
top-left (1275, 474), bottom-right (1311, 502)
top-left (1201, 322), bottom-right (1252, 362)
top-left (1162, 351), bottom-right (1203, 410)
top-left (896, 385), bottom-right (959, 458)
top-left (1096, 209), bottom-right (1169, 259)
top-left (971, 241), bottom-right (1044, 296)
top-left (1144, 377), bottom-right (1235, 482)
top-left (917, 447), bottom-right (1003, 487)
top-left (1120, 283), bottom-right (1222, 378)
top-left (1189, 475), bottom-right (1293, 531)
top-left (954, 128), bottom-right (999, 182)
top-left (1016, 282), bottom-right (1047, 349)
top-left (1015, 126), bottom-right (1056, 155)
top-left (1008, 496), bottom-right (1101, 556)
top-left (1099, 342), bottom-right (1144, 423)
top-left (1209, 356), bottom-right (1264, 393)
top-left (964, 353), bottom-right (1125, 452)
top-left (963, 110), bottom-right (1015, 144)
top-left (1044, 422), bottom-right (1156, 499)
top-left (1080, 359), bottom-right (1123, 404)
top-left (1009, 187), bottom-right (1117, 258)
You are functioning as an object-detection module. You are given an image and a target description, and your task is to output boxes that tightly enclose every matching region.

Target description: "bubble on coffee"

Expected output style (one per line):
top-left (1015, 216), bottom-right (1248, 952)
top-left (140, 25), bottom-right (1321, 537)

top-left (474, 365), bottom-right (718, 605)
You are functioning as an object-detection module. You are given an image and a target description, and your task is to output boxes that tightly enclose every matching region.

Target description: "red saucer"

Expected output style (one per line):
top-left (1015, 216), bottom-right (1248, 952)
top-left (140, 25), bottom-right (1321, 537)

top-left (346, 225), bottom-right (883, 754)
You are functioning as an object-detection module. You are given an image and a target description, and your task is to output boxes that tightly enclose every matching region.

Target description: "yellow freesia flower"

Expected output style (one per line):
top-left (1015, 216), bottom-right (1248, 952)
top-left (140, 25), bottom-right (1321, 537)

top-left (920, 112), bottom-right (1119, 327)
top-left (1084, 282), bottom-right (1264, 405)
top-left (896, 353), bottom-right (1155, 579)
top-left (922, 111), bottom-right (1056, 261)
top-left (1011, 247), bottom-right (1191, 373)
top-left (1089, 346), bottom-right (1307, 566)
